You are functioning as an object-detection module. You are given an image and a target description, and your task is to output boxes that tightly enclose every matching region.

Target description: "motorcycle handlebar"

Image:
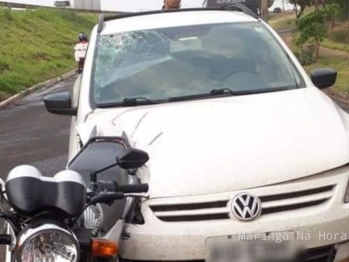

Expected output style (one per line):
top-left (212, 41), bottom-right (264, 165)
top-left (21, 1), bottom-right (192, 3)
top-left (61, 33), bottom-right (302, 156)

top-left (97, 180), bottom-right (149, 194)
top-left (96, 181), bottom-right (117, 192)
top-left (87, 183), bottom-right (149, 206)
top-left (89, 192), bottom-right (125, 205)
top-left (118, 184), bottom-right (149, 194)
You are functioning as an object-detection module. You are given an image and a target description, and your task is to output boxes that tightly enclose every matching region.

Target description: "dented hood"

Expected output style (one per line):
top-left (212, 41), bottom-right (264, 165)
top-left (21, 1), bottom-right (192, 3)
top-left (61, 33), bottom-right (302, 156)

top-left (77, 88), bottom-right (349, 198)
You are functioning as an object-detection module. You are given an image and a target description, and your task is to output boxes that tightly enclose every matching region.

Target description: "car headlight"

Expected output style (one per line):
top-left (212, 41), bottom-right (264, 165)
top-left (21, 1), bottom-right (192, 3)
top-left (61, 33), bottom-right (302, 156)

top-left (16, 224), bottom-right (80, 262)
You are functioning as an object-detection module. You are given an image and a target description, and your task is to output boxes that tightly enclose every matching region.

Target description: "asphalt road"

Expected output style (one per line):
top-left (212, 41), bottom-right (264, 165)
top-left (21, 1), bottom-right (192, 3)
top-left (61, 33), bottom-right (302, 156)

top-left (0, 76), bottom-right (76, 179)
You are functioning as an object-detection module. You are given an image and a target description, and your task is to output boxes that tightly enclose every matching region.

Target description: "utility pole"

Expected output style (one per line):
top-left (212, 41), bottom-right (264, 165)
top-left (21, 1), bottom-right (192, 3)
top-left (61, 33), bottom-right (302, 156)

top-left (315, 0), bottom-right (319, 9)
top-left (261, 0), bottom-right (269, 22)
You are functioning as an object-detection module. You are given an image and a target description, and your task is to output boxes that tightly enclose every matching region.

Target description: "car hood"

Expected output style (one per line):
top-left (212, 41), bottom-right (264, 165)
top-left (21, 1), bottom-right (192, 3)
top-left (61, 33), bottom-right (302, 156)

top-left (77, 88), bottom-right (349, 198)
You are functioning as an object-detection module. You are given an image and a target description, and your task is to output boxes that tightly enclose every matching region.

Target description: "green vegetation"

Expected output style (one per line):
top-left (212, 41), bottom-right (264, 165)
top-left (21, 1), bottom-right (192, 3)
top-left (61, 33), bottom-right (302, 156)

top-left (0, 8), bottom-right (97, 101)
top-left (278, 33), bottom-right (349, 92)
top-left (292, 4), bottom-right (339, 64)
top-left (290, 3), bottom-right (349, 92)
top-left (269, 1), bottom-right (349, 92)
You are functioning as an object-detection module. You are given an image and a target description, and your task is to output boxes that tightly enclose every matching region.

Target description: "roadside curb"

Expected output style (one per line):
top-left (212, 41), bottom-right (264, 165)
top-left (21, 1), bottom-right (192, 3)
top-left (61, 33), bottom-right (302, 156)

top-left (324, 88), bottom-right (349, 105)
top-left (0, 69), bottom-right (77, 110)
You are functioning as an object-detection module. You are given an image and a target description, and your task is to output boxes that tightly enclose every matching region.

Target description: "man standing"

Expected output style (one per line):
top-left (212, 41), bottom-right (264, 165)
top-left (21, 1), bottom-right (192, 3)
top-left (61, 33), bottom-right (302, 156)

top-left (162, 0), bottom-right (181, 10)
top-left (74, 32), bottom-right (88, 74)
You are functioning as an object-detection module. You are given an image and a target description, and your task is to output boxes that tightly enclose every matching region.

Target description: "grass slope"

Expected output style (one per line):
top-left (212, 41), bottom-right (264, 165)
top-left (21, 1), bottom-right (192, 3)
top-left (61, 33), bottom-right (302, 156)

top-left (0, 8), bottom-right (97, 100)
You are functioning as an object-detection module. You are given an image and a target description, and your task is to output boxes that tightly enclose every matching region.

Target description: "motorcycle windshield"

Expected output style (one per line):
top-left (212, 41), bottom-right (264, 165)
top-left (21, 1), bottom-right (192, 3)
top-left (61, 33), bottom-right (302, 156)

top-left (67, 137), bottom-right (129, 188)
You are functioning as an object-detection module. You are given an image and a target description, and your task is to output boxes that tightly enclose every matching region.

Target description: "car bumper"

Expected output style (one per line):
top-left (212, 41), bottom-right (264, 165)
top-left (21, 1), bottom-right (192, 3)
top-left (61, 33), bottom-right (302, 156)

top-left (120, 167), bottom-right (349, 261)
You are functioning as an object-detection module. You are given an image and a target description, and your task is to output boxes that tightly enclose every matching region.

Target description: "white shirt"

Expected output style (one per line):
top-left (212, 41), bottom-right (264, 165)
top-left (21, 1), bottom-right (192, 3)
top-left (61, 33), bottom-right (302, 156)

top-left (74, 42), bottom-right (88, 62)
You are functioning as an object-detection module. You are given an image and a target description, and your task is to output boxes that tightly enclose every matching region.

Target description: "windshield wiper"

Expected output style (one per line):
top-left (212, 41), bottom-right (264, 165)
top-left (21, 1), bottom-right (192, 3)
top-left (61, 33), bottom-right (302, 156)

top-left (168, 86), bottom-right (295, 102)
top-left (210, 88), bottom-right (238, 95)
top-left (97, 97), bottom-right (166, 108)
top-left (168, 88), bottom-right (238, 102)
top-left (122, 97), bottom-right (158, 106)
top-left (98, 85), bottom-right (294, 108)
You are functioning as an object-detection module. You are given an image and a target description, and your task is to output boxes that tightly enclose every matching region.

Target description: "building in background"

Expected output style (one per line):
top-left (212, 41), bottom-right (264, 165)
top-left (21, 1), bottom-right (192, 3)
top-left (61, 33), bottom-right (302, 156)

top-left (69, 0), bottom-right (101, 11)
top-left (268, 0), bottom-right (299, 12)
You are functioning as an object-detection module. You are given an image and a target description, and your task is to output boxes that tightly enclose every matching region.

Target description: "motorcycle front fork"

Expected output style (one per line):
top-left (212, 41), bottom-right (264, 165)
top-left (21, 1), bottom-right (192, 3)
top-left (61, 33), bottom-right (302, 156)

top-left (3, 221), bottom-right (16, 262)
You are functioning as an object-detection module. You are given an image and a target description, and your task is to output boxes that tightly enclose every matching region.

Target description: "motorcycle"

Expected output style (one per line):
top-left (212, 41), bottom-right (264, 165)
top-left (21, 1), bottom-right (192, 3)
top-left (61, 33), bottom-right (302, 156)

top-left (0, 135), bottom-right (150, 262)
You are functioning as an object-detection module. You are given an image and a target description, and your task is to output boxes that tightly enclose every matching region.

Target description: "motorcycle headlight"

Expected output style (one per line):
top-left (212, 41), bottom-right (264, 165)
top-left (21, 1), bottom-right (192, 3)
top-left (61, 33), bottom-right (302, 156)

top-left (16, 224), bottom-right (80, 262)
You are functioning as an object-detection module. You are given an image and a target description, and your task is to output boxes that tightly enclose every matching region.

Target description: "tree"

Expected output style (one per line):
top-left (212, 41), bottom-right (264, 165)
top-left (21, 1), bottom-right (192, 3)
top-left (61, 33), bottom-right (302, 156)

top-left (293, 3), bottom-right (339, 64)
top-left (314, 0), bottom-right (325, 9)
top-left (289, 0), bottom-right (314, 18)
top-left (330, 0), bottom-right (348, 17)
top-left (256, 0), bottom-right (274, 8)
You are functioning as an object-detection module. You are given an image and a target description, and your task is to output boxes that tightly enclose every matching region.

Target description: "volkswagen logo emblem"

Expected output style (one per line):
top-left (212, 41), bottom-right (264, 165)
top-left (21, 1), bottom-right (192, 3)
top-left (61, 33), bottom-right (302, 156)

top-left (231, 192), bottom-right (262, 221)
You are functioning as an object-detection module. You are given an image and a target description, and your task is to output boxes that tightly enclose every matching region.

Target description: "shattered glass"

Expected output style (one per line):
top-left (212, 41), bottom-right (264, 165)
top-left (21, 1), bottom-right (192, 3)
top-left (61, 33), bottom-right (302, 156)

top-left (94, 31), bottom-right (172, 89)
top-left (91, 22), bottom-right (304, 106)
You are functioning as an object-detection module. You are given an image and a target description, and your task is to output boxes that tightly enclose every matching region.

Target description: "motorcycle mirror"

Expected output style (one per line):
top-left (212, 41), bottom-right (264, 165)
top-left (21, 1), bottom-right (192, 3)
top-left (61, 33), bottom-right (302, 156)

top-left (117, 148), bottom-right (149, 170)
top-left (89, 148), bottom-right (149, 186)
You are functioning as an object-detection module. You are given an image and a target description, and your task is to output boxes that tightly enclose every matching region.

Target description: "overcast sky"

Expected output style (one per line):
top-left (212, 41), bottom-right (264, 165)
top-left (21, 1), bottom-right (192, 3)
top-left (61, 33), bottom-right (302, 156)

top-left (6, 0), bottom-right (205, 11)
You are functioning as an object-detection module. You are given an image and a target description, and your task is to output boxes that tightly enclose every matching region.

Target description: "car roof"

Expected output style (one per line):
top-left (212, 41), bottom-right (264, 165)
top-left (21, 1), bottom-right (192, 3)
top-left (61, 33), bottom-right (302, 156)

top-left (101, 10), bottom-right (259, 35)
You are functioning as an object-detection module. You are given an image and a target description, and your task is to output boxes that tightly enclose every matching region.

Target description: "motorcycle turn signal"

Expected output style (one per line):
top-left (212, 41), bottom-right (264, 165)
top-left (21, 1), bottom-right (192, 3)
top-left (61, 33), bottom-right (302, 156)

top-left (91, 238), bottom-right (119, 258)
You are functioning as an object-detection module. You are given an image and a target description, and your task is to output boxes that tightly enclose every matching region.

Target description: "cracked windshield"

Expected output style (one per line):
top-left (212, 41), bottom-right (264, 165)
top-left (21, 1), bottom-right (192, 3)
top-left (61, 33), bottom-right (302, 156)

top-left (92, 22), bottom-right (303, 105)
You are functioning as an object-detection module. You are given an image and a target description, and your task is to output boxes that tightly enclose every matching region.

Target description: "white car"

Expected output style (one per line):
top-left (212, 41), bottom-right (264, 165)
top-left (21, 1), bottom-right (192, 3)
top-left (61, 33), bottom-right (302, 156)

top-left (268, 0), bottom-right (300, 12)
top-left (44, 4), bottom-right (349, 262)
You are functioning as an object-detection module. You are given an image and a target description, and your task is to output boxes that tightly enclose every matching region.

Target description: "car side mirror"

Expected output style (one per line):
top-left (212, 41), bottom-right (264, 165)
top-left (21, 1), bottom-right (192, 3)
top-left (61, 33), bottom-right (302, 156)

top-left (310, 68), bottom-right (337, 89)
top-left (117, 148), bottom-right (149, 170)
top-left (43, 91), bottom-right (77, 116)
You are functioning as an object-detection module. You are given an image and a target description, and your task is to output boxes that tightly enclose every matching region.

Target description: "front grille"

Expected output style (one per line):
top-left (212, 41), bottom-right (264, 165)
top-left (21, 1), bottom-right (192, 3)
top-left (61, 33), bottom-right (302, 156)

top-left (149, 184), bottom-right (335, 222)
top-left (120, 245), bottom-right (337, 262)
top-left (303, 244), bottom-right (336, 262)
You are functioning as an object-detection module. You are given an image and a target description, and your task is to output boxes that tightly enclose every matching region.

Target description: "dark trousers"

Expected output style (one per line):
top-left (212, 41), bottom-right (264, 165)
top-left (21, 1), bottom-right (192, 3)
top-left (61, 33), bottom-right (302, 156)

top-left (78, 58), bottom-right (85, 73)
